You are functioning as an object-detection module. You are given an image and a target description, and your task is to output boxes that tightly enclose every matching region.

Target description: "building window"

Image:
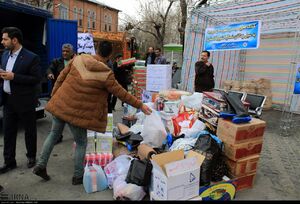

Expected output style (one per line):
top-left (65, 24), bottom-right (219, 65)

top-left (78, 8), bottom-right (83, 27)
top-left (92, 11), bottom-right (96, 30)
top-left (59, 4), bottom-right (69, 20)
top-left (87, 10), bottom-right (91, 29)
top-left (73, 7), bottom-right (78, 20)
top-left (104, 14), bottom-right (112, 32)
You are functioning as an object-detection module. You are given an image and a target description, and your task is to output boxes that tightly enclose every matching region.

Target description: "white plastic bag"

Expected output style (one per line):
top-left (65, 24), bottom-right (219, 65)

top-left (83, 163), bottom-right (108, 194)
top-left (128, 124), bottom-right (144, 134)
top-left (141, 109), bottom-right (167, 148)
top-left (104, 155), bottom-right (133, 189)
top-left (181, 92), bottom-right (203, 111)
top-left (113, 175), bottom-right (146, 200)
top-left (180, 119), bottom-right (206, 137)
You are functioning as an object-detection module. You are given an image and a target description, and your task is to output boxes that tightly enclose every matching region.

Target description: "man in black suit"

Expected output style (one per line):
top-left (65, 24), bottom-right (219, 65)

top-left (0, 27), bottom-right (42, 173)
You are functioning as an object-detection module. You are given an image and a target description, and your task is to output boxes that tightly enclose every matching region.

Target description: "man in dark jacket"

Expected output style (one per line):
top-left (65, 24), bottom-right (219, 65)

top-left (0, 27), bottom-right (42, 173)
top-left (46, 43), bottom-right (74, 144)
top-left (194, 50), bottom-right (215, 92)
top-left (144, 46), bottom-right (156, 66)
top-left (47, 43), bottom-right (74, 84)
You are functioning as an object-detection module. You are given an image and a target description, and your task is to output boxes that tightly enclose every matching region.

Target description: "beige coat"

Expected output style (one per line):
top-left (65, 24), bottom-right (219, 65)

top-left (46, 54), bottom-right (142, 132)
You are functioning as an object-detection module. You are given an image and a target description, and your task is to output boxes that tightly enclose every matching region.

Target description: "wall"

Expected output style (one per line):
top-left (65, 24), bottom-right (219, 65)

top-left (52, 0), bottom-right (119, 32)
top-left (244, 33), bottom-right (297, 106)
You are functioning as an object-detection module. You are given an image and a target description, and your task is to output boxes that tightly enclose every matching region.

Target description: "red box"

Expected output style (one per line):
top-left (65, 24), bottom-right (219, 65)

top-left (224, 139), bottom-right (263, 161)
top-left (226, 155), bottom-right (260, 177)
top-left (217, 118), bottom-right (266, 144)
top-left (231, 173), bottom-right (256, 191)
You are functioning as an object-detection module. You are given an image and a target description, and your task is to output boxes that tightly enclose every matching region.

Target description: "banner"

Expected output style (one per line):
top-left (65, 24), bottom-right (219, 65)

top-left (293, 64), bottom-right (300, 94)
top-left (78, 33), bottom-right (96, 55)
top-left (204, 21), bottom-right (261, 51)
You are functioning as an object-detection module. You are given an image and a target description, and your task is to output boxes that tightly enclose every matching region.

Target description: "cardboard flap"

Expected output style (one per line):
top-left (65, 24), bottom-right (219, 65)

top-left (186, 151), bottom-right (206, 166)
top-left (165, 157), bottom-right (199, 177)
top-left (152, 150), bottom-right (184, 174)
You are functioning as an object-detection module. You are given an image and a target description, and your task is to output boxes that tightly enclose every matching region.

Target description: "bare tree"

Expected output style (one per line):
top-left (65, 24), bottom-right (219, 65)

top-left (125, 0), bottom-right (176, 50)
top-left (178, 0), bottom-right (187, 47)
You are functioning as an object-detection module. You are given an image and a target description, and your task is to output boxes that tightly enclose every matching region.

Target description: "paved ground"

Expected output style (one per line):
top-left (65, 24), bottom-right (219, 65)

top-left (0, 99), bottom-right (299, 201)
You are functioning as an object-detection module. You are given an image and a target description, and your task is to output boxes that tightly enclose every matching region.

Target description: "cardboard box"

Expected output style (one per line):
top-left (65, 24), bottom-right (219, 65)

top-left (86, 135), bottom-right (96, 154)
top-left (230, 173), bottom-right (256, 191)
top-left (217, 118), bottom-right (266, 144)
top-left (96, 132), bottom-right (113, 154)
top-left (150, 191), bottom-right (202, 201)
top-left (151, 150), bottom-right (205, 200)
top-left (224, 139), bottom-right (263, 161)
top-left (226, 154), bottom-right (260, 177)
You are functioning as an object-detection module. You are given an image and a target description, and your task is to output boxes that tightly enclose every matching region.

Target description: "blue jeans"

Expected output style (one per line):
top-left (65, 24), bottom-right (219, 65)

top-left (37, 116), bottom-right (87, 178)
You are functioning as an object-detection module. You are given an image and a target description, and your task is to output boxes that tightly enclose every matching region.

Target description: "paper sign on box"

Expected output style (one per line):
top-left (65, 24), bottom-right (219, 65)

top-left (146, 65), bottom-right (172, 92)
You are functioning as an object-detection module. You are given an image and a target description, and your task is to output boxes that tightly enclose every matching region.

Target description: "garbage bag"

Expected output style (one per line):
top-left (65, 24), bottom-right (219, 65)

top-left (104, 155), bottom-right (133, 189)
top-left (113, 175), bottom-right (146, 200)
top-left (193, 132), bottom-right (224, 186)
top-left (141, 109), bottom-right (167, 148)
top-left (83, 163), bottom-right (108, 193)
top-left (125, 158), bottom-right (153, 187)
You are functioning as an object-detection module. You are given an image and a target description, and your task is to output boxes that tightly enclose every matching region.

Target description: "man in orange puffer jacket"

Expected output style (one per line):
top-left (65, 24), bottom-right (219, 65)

top-left (33, 41), bottom-right (152, 185)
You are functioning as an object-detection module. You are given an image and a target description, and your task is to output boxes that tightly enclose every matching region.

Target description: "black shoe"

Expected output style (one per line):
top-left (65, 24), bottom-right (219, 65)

top-left (55, 135), bottom-right (63, 145)
top-left (0, 163), bottom-right (17, 174)
top-left (0, 185), bottom-right (3, 193)
top-left (32, 166), bottom-right (50, 181)
top-left (72, 176), bottom-right (83, 185)
top-left (27, 158), bottom-right (36, 168)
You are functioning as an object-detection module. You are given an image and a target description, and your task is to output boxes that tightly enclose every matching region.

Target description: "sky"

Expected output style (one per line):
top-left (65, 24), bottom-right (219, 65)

top-left (96, 0), bottom-right (141, 19)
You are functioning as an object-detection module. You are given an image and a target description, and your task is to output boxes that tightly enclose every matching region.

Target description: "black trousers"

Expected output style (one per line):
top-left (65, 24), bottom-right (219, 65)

top-left (3, 95), bottom-right (37, 165)
top-left (111, 82), bottom-right (128, 110)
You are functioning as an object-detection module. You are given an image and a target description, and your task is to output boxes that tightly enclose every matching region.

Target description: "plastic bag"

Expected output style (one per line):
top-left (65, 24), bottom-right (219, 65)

top-left (172, 111), bottom-right (197, 136)
top-left (104, 155), bottom-right (133, 189)
top-left (169, 137), bottom-right (198, 152)
top-left (125, 158), bottom-right (153, 186)
top-left (128, 124), bottom-right (144, 134)
top-left (83, 163), bottom-right (108, 193)
top-left (181, 92), bottom-right (203, 111)
top-left (193, 132), bottom-right (225, 186)
top-left (141, 109), bottom-right (167, 148)
top-left (113, 175), bottom-right (146, 200)
top-left (180, 119), bottom-right (205, 137)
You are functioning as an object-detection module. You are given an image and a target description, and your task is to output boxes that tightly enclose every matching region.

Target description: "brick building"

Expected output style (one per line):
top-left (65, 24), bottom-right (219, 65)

top-left (52, 0), bottom-right (120, 33)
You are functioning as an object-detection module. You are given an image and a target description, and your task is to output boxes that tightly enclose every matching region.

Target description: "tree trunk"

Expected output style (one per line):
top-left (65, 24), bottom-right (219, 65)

top-left (179, 0), bottom-right (187, 53)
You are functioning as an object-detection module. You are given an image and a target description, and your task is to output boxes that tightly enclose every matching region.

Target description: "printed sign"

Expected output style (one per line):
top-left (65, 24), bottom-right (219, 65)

top-left (78, 33), bottom-right (96, 55)
top-left (146, 64), bottom-right (172, 92)
top-left (204, 21), bottom-right (261, 51)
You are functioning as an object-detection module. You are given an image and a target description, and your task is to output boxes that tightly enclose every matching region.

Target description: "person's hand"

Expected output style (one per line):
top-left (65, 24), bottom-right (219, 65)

top-left (141, 104), bottom-right (152, 115)
top-left (0, 71), bottom-right (14, 80)
top-left (48, 74), bottom-right (55, 80)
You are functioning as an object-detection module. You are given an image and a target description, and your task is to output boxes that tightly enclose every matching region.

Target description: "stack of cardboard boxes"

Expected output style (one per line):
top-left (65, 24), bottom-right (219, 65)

top-left (216, 118), bottom-right (266, 191)
top-left (132, 66), bottom-right (147, 100)
top-left (84, 114), bottom-right (114, 168)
